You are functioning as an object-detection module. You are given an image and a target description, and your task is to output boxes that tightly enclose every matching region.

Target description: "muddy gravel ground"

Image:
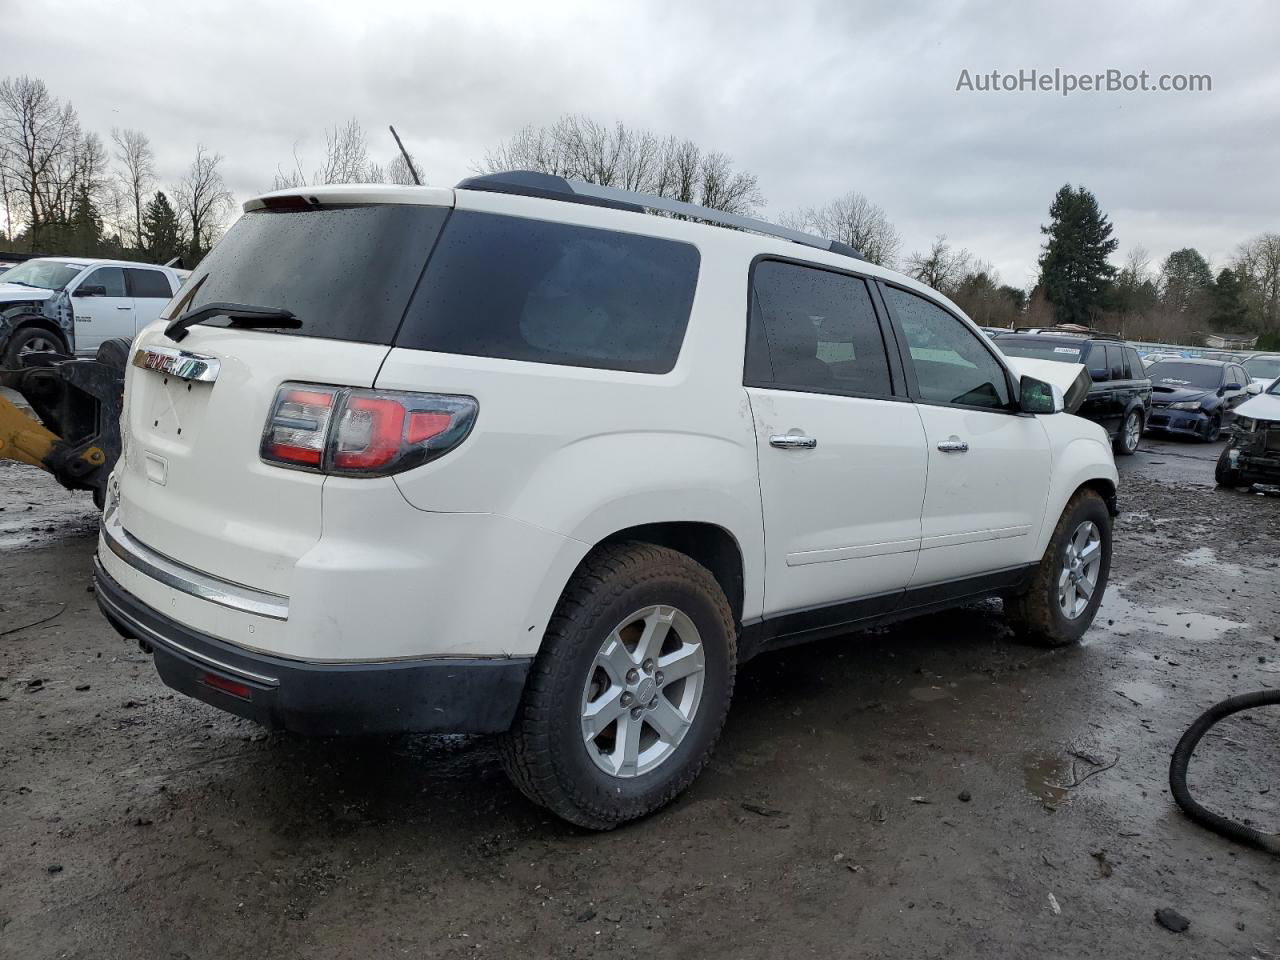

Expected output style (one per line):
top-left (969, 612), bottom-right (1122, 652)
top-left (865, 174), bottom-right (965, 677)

top-left (1, 429), bottom-right (1277, 959)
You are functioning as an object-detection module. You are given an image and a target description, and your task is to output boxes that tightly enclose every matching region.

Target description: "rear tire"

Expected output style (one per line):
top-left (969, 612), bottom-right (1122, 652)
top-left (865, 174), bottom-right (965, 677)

top-left (499, 542), bottom-right (736, 829)
top-left (2, 325), bottom-right (67, 369)
top-left (1005, 489), bottom-right (1112, 648)
top-left (1214, 447), bottom-right (1246, 488)
top-left (1113, 409), bottom-right (1142, 456)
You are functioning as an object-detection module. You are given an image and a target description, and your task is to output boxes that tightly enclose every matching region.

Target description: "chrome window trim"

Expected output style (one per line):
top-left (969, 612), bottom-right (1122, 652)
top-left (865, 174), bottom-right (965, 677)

top-left (101, 504), bottom-right (289, 621)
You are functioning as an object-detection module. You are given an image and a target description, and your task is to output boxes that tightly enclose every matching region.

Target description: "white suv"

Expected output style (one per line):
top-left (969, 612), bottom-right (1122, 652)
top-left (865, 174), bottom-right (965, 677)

top-left (94, 173), bottom-right (1119, 828)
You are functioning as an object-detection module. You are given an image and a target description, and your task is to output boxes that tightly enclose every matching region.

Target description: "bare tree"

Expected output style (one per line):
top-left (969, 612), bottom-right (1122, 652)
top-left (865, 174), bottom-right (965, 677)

top-left (905, 235), bottom-right (974, 293)
top-left (111, 127), bottom-right (155, 250)
top-left (1233, 233), bottom-right (1280, 333)
top-left (781, 191), bottom-right (901, 267)
top-left (480, 115), bottom-right (762, 216)
top-left (0, 75), bottom-right (80, 248)
top-left (174, 144), bottom-right (233, 260)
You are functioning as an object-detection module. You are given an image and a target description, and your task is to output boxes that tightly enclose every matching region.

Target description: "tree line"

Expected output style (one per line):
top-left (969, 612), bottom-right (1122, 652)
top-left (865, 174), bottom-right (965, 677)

top-left (0, 75), bottom-right (234, 265)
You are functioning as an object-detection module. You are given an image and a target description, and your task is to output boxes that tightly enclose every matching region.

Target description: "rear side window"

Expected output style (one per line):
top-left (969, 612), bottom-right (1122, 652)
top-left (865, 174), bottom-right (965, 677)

top-left (745, 260), bottom-right (892, 397)
top-left (173, 205), bottom-right (449, 343)
top-left (1127, 348), bottom-right (1144, 377)
top-left (1108, 344), bottom-right (1126, 380)
top-left (397, 211), bottom-right (700, 374)
top-left (127, 268), bottom-right (173, 299)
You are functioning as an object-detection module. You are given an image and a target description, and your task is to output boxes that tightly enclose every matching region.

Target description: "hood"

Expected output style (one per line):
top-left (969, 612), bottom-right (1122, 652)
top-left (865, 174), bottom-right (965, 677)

top-left (1150, 384), bottom-right (1209, 404)
top-left (1005, 356), bottom-right (1089, 414)
top-left (0, 282), bottom-right (54, 301)
top-left (1235, 391), bottom-right (1280, 422)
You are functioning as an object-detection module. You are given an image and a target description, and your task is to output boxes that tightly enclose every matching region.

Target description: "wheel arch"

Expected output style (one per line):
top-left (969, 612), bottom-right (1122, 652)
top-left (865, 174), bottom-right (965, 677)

top-left (1032, 433), bottom-right (1119, 561)
top-left (593, 521), bottom-right (746, 626)
top-left (1, 313), bottom-right (70, 356)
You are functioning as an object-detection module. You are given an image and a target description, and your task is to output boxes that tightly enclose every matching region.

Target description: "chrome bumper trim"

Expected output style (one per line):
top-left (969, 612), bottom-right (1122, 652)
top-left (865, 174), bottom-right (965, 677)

top-left (96, 583), bottom-right (279, 686)
top-left (101, 504), bottom-right (290, 622)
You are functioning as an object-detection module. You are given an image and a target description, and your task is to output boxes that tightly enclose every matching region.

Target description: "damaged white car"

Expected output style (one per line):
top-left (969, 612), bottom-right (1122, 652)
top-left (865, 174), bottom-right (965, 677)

top-left (1216, 376), bottom-right (1280, 489)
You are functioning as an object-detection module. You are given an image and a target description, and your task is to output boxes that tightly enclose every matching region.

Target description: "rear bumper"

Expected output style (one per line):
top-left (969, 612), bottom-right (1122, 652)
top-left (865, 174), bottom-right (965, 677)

top-left (94, 560), bottom-right (531, 736)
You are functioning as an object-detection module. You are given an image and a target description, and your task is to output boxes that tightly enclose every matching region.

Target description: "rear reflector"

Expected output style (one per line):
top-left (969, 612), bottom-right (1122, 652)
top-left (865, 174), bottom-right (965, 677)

top-left (260, 383), bottom-right (478, 477)
top-left (200, 672), bottom-right (253, 700)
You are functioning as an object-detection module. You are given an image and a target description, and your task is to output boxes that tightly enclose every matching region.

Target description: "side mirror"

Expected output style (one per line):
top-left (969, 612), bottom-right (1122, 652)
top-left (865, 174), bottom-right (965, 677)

top-left (1221, 383), bottom-right (1242, 394)
top-left (74, 284), bottom-right (106, 297)
top-left (1020, 375), bottom-right (1064, 415)
top-left (1246, 382), bottom-right (1263, 395)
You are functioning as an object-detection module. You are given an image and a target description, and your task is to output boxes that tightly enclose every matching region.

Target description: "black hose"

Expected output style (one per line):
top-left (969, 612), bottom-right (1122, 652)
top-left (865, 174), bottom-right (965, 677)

top-left (1169, 690), bottom-right (1280, 855)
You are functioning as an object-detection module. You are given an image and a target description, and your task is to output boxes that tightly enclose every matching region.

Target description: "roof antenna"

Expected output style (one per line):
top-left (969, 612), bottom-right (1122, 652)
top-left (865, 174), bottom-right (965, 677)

top-left (388, 125), bottom-right (422, 185)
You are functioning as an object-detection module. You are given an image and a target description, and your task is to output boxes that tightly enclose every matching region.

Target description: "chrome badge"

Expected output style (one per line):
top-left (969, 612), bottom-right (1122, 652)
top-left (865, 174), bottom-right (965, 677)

top-left (131, 345), bottom-right (220, 383)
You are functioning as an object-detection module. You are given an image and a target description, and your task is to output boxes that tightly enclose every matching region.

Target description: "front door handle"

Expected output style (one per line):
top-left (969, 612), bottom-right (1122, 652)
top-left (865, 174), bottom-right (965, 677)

top-left (936, 438), bottom-right (969, 453)
top-left (770, 434), bottom-right (817, 450)
top-left (116, 305), bottom-right (132, 310)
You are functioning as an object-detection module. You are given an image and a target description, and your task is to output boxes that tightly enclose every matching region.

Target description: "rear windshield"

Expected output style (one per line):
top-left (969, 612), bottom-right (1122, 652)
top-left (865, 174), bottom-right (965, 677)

top-left (1145, 361), bottom-right (1223, 389)
top-left (168, 205), bottom-right (448, 343)
top-left (995, 337), bottom-right (1084, 363)
top-left (396, 211), bottom-right (700, 374)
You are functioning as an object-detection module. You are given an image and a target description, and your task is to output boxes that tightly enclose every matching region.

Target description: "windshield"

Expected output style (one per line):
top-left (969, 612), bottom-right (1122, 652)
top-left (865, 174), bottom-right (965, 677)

top-left (0, 259), bottom-right (85, 291)
top-left (1244, 356), bottom-right (1280, 381)
top-left (995, 337), bottom-right (1083, 363)
top-left (1145, 361), bottom-right (1222, 390)
top-left (168, 204), bottom-right (448, 343)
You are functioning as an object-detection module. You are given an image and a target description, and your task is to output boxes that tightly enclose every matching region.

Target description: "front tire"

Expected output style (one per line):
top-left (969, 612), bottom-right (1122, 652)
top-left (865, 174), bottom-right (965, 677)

top-left (1203, 414), bottom-right (1222, 443)
top-left (1006, 489), bottom-right (1112, 647)
top-left (1113, 409), bottom-right (1142, 456)
top-left (499, 542), bottom-right (736, 829)
top-left (2, 325), bottom-right (66, 369)
top-left (1215, 447), bottom-right (1246, 488)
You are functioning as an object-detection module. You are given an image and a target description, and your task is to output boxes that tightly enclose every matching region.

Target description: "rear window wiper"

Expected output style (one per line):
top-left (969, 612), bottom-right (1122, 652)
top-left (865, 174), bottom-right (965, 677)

top-left (166, 302), bottom-right (299, 342)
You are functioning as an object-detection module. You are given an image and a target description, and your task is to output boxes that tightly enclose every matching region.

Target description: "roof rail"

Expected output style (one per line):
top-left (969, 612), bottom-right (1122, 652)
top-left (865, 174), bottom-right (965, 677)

top-left (455, 171), bottom-right (865, 261)
top-left (1011, 326), bottom-right (1125, 341)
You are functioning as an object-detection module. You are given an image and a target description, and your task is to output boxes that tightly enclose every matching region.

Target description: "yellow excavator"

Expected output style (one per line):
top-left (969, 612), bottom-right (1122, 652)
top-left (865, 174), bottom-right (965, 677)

top-left (0, 339), bottom-right (129, 508)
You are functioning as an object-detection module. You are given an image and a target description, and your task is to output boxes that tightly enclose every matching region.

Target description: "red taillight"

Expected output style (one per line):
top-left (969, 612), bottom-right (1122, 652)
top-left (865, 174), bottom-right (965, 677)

top-left (260, 383), bottom-right (477, 476)
top-left (200, 672), bottom-right (253, 700)
top-left (262, 386), bottom-right (337, 467)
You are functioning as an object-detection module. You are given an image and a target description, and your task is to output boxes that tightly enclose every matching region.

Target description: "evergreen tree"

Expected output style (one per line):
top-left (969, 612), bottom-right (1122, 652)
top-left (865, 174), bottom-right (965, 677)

top-left (1037, 185), bottom-right (1118, 326)
top-left (1160, 248), bottom-right (1213, 311)
top-left (67, 185), bottom-right (103, 255)
top-left (1209, 267), bottom-right (1249, 330)
top-left (142, 190), bottom-right (183, 263)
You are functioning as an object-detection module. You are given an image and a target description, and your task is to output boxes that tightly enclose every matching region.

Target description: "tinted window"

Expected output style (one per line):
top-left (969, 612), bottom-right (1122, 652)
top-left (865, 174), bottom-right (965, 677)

top-left (127, 268), bottom-right (173, 299)
top-left (397, 211), bottom-right (699, 374)
top-left (1127, 348), bottom-right (1144, 378)
top-left (1085, 343), bottom-right (1109, 381)
top-left (884, 286), bottom-right (1010, 409)
top-left (1107, 344), bottom-right (1126, 380)
top-left (746, 261), bottom-right (891, 396)
top-left (172, 205), bottom-right (448, 343)
top-left (1146, 362), bottom-right (1223, 389)
top-left (82, 266), bottom-right (126, 297)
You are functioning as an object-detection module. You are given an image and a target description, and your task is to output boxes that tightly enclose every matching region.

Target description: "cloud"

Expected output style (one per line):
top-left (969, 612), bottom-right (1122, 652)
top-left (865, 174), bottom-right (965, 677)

top-left (6, 0), bottom-right (1277, 284)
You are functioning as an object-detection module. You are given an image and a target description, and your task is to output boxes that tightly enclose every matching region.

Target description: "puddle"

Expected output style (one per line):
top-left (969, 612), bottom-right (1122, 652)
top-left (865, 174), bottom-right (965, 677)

top-left (1176, 546), bottom-right (1243, 578)
top-left (1091, 588), bottom-right (1244, 643)
top-left (1022, 752), bottom-right (1071, 807)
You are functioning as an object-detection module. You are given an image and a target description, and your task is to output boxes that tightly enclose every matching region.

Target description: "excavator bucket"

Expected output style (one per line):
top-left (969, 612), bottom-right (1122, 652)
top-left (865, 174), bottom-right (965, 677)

top-left (0, 339), bottom-right (128, 507)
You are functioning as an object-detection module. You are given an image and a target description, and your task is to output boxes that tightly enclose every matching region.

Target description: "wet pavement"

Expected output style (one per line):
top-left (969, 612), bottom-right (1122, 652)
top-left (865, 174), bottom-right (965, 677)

top-left (1, 431), bottom-right (1277, 958)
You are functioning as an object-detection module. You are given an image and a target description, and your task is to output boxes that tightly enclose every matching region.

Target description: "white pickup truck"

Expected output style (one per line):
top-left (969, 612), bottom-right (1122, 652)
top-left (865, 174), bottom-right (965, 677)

top-left (0, 257), bottom-right (185, 366)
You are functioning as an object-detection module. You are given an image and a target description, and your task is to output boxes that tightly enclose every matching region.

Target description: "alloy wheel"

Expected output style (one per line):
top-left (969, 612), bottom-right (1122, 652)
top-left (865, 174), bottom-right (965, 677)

top-left (1057, 520), bottom-right (1102, 620)
top-left (1123, 412), bottom-right (1141, 452)
top-left (18, 335), bottom-right (58, 357)
top-left (580, 604), bottom-right (706, 778)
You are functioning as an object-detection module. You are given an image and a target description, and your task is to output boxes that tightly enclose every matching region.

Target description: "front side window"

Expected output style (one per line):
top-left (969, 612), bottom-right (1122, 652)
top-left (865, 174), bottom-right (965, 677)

top-left (398, 211), bottom-right (700, 374)
top-left (81, 267), bottom-right (127, 297)
top-left (884, 286), bottom-right (1010, 410)
top-left (745, 260), bottom-right (892, 396)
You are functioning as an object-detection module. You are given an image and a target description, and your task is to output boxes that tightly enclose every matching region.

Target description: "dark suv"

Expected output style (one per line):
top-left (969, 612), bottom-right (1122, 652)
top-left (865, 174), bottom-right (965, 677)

top-left (993, 330), bottom-right (1151, 455)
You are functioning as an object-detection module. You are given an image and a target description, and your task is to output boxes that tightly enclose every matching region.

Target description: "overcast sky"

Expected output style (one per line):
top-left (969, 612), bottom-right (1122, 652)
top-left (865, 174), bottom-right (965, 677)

top-left (9, 0), bottom-right (1279, 286)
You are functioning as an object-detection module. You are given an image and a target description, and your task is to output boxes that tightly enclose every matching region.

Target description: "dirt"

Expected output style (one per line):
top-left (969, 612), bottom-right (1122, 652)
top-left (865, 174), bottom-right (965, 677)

top-left (1, 433), bottom-right (1277, 959)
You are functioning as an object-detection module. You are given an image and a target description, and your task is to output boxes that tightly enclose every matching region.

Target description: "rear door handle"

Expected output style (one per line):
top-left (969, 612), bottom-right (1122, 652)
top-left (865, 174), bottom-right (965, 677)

top-left (116, 305), bottom-right (132, 310)
top-left (770, 434), bottom-right (817, 450)
top-left (936, 438), bottom-right (969, 453)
